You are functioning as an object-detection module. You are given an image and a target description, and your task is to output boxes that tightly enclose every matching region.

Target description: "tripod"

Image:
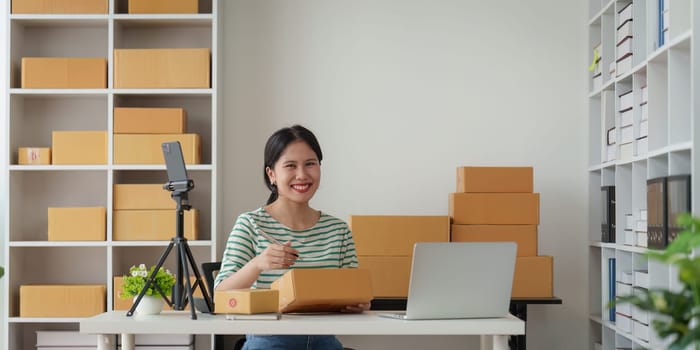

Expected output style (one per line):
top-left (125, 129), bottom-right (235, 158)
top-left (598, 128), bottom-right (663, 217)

top-left (126, 179), bottom-right (213, 319)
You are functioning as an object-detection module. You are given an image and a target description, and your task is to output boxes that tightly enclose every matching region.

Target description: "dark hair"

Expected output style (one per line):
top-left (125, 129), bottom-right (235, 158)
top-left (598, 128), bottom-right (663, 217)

top-left (263, 125), bottom-right (323, 205)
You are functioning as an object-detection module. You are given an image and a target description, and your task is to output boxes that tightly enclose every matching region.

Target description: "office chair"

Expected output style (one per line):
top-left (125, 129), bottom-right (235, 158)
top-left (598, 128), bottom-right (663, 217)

top-left (201, 261), bottom-right (246, 350)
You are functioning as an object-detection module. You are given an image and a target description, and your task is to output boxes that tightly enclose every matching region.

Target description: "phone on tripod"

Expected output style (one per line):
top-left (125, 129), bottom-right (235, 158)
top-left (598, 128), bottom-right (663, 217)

top-left (162, 141), bottom-right (193, 193)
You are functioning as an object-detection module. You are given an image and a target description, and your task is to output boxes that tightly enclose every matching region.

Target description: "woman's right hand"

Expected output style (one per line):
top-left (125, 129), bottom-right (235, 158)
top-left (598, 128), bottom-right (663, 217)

top-left (253, 241), bottom-right (299, 270)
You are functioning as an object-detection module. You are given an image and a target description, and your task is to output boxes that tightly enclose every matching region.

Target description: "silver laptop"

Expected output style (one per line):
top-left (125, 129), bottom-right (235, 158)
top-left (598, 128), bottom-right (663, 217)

top-left (379, 242), bottom-right (516, 320)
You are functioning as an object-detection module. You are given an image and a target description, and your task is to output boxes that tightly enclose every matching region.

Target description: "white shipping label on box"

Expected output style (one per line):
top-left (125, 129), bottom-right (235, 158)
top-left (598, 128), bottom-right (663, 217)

top-left (616, 54), bottom-right (633, 77)
top-left (636, 231), bottom-right (648, 247)
top-left (616, 282), bottom-right (633, 296)
top-left (640, 102), bottom-right (648, 120)
top-left (620, 125), bottom-right (634, 144)
top-left (663, 10), bottom-right (670, 30)
top-left (619, 142), bottom-right (634, 160)
top-left (619, 90), bottom-right (634, 111)
top-left (641, 86), bottom-right (648, 103)
top-left (617, 37), bottom-right (633, 60)
top-left (617, 20), bottom-right (633, 44)
top-left (634, 271), bottom-right (649, 289)
top-left (639, 209), bottom-right (648, 221)
top-left (620, 109), bottom-right (634, 127)
top-left (624, 230), bottom-right (635, 245)
top-left (636, 137), bottom-right (648, 156)
top-left (617, 313), bottom-right (632, 333)
top-left (618, 3), bottom-right (633, 24)
top-left (634, 320), bottom-right (650, 341)
top-left (639, 119), bottom-right (649, 137)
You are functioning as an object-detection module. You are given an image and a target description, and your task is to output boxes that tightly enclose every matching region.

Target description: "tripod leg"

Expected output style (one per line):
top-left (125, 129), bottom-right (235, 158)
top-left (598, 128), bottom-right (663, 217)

top-left (126, 241), bottom-right (176, 317)
top-left (183, 241), bottom-right (213, 312)
top-left (178, 242), bottom-right (197, 320)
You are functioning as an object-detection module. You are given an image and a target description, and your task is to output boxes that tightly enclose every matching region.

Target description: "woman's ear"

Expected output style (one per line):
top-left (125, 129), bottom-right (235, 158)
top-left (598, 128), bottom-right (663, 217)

top-left (265, 166), bottom-right (275, 185)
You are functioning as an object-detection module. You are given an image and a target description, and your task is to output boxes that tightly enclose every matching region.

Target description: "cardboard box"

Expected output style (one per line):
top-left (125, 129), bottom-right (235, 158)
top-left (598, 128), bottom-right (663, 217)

top-left (128, 0), bottom-right (198, 14)
top-left (52, 131), bottom-right (107, 165)
top-left (358, 256), bottom-right (411, 297)
top-left (20, 284), bottom-right (106, 317)
top-left (456, 166), bottom-right (533, 193)
top-left (36, 330), bottom-right (108, 347)
top-left (271, 269), bottom-right (373, 313)
top-left (512, 256), bottom-right (553, 297)
top-left (113, 134), bottom-right (201, 164)
top-left (449, 193), bottom-right (540, 225)
top-left (17, 147), bottom-right (50, 165)
top-left (214, 289), bottom-right (279, 314)
top-left (114, 107), bottom-right (187, 134)
top-left (349, 216), bottom-right (450, 256)
top-left (450, 225), bottom-right (538, 257)
top-left (113, 184), bottom-right (176, 210)
top-left (113, 276), bottom-right (204, 311)
top-left (113, 209), bottom-right (198, 240)
top-left (12, 0), bottom-right (107, 14)
top-left (114, 48), bottom-right (210, 89)
top-left (21, 57), bottom-right (106, 88)
top-left (48, 207), bottom-right (106, 241)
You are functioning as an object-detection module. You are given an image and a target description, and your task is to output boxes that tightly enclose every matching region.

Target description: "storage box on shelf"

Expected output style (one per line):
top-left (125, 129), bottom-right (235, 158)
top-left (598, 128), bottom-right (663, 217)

top-left (3, 1), bottom-right (221, 349)
top-left (587, 0), bottom-right (695, 348)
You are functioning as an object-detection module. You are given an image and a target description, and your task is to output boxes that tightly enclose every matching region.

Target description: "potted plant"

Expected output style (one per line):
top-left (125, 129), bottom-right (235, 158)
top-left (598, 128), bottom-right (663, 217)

top-left (120, 264), bottom-right (175, 315)
top-left (615, 213), bottom-right (700, 350)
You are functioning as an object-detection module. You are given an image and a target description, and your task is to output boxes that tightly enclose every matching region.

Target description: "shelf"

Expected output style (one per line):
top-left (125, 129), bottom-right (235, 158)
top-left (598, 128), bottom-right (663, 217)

top-left (588, 0), bottom-right (614, 25)
top-left (9, 89), bottom-right (108, 96)
top-left (589, 314), bottom-right (603, 324)
top-left (9, 165), bottom-right (108, 171)
top-left (111, 164), bottom-right (213, 171)
top-left (10, 14), bottom-right (108, 25)
top-left (113, 14), bottom-right (213, 26)
top-left (110, 240), bottom-right (213, 247)
top-left (112, 89), bottom-right (214, 96)
top-left (9, 317), bottom-right (83, 324)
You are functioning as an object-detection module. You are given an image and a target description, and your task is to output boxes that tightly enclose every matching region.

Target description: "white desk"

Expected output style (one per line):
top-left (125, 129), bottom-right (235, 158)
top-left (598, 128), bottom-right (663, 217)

top-left (80, 311), bottom-right (524, 350)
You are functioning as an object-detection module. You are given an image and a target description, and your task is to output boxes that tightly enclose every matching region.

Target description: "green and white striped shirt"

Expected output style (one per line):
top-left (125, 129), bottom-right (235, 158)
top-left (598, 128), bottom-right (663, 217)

top-left (215, 208), bottom-right (359, 289)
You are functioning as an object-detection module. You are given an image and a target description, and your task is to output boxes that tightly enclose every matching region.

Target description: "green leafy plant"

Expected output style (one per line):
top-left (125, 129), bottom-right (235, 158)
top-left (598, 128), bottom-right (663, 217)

top-left (0, 266), bottom-right (4, 278)
top-left (614, 213), bottom-right (700, 350)
top-left (120, 264), bottom-right (175, 298)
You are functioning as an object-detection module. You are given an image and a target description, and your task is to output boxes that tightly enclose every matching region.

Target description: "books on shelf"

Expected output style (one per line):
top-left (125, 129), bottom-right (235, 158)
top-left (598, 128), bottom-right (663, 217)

top-left (624, 229), bottom-right (635, 245)
top-left (617, 20), bottom-right (633, 45)
top-left (634, 270), bottom-right (649, 289)
top-left (617, 37), bottom-right (633, 60)
top-left (619, 90), bottom-right (634, 111)
top-left (618, 3), bottom-right (633, 25)
top-left (624, 214), bottom-right (634, 230)
top-left (620, 109), bottom-right (633, 127)
top-left (607, 127), bottom-right (617, 145)
top-left (658, 0), bottom-right (667, 46)
top-left (617, 313), bottom-right (632, 333)
top-left (620, 271), bottom-right (634, 285)
top-left (636, 219), bottom-right (647, 233)
top-left (616, 54), bottom-right (633, 76)
top-left (620, 125), bottom-right (634, 144)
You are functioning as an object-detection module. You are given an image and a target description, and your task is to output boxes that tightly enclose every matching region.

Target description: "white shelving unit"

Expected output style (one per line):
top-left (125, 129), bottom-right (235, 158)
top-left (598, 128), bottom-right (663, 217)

top-left (587, 0), bottom-right (697, 349)
top-left (2, 1), bottom-right (222, 349)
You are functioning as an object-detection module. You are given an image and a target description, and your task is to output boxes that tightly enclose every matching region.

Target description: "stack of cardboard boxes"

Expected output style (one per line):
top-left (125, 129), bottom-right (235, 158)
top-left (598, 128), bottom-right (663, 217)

top-left (449, 166), bottom-right (553, 297)
top-left (350, 215), bottom-right (450, 297)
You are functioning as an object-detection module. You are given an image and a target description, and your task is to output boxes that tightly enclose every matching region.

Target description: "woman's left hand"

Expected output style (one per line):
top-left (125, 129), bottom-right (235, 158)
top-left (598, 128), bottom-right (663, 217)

top-left (341, 303), bottom-right (371, 313)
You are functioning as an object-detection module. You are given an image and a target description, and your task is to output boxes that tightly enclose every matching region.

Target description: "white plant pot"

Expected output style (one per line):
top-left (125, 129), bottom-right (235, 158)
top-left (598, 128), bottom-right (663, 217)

top-left (134, 295), bottom-right (164, 315)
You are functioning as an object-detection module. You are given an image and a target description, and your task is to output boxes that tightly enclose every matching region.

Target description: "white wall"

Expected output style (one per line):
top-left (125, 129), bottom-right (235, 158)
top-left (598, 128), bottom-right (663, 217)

top-left (221, 0), bottom-right (588, 349)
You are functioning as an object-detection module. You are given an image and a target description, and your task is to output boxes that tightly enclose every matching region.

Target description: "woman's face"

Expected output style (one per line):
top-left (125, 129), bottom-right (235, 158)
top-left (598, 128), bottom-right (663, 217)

top-left (267, 140), bottom-right (321, 205)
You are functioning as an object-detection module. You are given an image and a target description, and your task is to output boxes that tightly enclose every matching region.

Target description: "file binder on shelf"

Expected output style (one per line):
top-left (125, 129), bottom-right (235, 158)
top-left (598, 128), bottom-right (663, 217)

top-left (647, 177), bottom-right (667, 249)
top-left (666, 175), bottom-right (691, 244)
top-left (602, 186), bottom-right (616, 243)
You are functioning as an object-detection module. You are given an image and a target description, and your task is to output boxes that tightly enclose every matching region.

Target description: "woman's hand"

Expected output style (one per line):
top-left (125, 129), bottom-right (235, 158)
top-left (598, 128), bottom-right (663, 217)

top-left (341, 303), bottom-right (371, 313)
top-left (253, 241), bottom-right (299, 271)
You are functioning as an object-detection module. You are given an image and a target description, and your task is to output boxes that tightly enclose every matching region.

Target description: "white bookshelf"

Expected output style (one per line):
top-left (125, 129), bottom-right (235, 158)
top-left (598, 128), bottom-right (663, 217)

top-left (587, 0), bottom-right (697, 349)
top-left (2, 1), bottom-right (222, 349)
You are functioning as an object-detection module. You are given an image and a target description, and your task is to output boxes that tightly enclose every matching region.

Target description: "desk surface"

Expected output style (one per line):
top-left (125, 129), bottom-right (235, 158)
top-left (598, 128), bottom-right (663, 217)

top-left (80, 311), bottom-right (524, 336)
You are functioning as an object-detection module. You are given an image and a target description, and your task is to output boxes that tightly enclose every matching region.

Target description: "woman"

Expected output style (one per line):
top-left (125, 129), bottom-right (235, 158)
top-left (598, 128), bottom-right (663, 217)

top-left (215, 125), bottom-right (367, 350)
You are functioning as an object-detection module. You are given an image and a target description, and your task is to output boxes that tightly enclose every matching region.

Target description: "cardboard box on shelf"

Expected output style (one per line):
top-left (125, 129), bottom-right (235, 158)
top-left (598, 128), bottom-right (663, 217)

top-left (113, 209), bottom-right (198, 241)
top-left (113, 184), bottom-right (176, 210)
top-left (113, 133), bottom-right (201, 164)
top-left (48, 207), bottom-right (106, 241)
top-left (114, 107), bottom-right (187, 134)
top-left (21, 57), bottom-right (106, 88)
top-left (456, 166), bottom-right (533, 193)
top-left (128, 0), bottom-right (198, 14)
top-left (512, 256), bottom-right (553, 297)
top-left (449, 193), bottom-right (540, 225)
top-left (349, 216), bottom-right (450, 256)
top-left (12, 0), bottom-right (107, 14)
top-left (271, 269), bottom-right (373, 313)
top-left (114, 48), bottom-right (210, 89)
top-left (358, 256), bottom-right (411, 297)
top-left (214, 289), bottom-right (279, 314)
top-left (20, 284), bottom-right (106, 317)
top-left (450, 225), bottom-right (538, 257)
top-left (17, 147), bottom-right (51, 165)
top-left (52, 131), bottom-right (107, 165)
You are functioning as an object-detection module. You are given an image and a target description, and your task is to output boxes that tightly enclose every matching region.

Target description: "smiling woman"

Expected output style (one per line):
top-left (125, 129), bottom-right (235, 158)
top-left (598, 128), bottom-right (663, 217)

top-left (214, 125), bottom-right (367, 350)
